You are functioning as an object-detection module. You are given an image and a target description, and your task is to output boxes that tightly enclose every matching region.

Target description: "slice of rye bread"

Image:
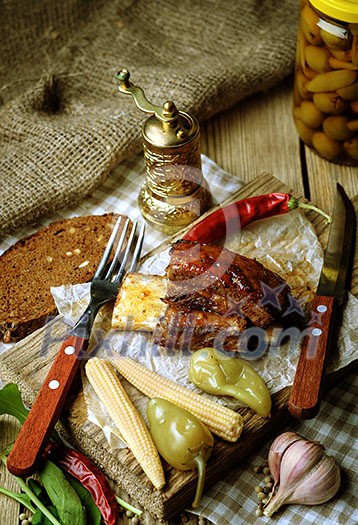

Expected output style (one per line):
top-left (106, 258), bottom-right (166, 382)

top-left (0, 213), bottom-right (127, 343)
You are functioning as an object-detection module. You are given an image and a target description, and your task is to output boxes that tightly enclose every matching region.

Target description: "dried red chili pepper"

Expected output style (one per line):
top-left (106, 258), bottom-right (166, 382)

top-left (183, 193), bottom-right (331, 244)
top-left (45, 442), bottom-right (118, 525)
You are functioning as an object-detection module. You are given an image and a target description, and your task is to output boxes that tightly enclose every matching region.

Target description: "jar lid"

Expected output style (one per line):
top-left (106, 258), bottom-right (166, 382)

top-left (310, 0), bottom-right (358, 23)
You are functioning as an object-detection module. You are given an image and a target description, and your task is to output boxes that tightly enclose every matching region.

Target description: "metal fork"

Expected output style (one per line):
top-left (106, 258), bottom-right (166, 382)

top-left (7, 217), bottom-right (145, 478)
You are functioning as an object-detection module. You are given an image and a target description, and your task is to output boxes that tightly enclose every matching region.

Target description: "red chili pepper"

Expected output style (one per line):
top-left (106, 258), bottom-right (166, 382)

top-left (183, 192), bottom-right (331, 244)
top-left (45, 442), bottom-right (118, 525)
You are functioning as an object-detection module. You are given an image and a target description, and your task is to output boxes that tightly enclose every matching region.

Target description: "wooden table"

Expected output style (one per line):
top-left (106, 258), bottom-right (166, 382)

top-left (1, 75), bottom-right (357, 525)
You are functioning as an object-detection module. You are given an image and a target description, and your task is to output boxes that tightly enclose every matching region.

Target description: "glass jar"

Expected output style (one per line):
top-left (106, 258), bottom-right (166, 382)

top-left (293, 0), bottom-right (358, 165)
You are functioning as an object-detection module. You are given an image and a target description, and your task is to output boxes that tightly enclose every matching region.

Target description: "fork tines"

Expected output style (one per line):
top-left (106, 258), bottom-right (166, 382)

top-left (94, 217), bottom-right (145, 282)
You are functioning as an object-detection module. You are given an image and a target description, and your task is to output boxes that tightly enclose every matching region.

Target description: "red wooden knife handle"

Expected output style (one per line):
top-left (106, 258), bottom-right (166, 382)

top-left (288, 295), bottom-right (336, 420)
top-left (7, 334), bottom-right (89, 478)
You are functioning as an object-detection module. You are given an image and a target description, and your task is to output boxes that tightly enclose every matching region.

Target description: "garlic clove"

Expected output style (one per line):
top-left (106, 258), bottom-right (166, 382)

top-left (268, 431), bottom-right (305, 485)
top-left (287, 454), bottom-right (341, 506)
top-left (281, 440), bottom-right (326, 489)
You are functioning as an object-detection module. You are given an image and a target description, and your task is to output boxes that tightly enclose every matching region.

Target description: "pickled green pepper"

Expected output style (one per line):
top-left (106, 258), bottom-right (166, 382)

top-left (189, 347), bottom-right (271, 417)
top-left (147, 398), bottom-right (214, 508)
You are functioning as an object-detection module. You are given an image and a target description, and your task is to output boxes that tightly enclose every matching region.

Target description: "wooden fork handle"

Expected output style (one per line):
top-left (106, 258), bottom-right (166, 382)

top-left (288, 295), bottom-right (336, 420)
top-left (7, 334), bottom-right (89, 478)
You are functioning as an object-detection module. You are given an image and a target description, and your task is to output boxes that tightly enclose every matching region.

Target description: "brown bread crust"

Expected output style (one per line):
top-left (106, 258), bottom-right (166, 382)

top-left (0, 213), bottom-right (123, 343)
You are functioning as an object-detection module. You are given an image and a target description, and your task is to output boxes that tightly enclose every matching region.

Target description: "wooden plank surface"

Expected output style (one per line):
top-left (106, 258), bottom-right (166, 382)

top-left (200, 76), bottom-right (304, 194)
top-left (304, 147), bottom-right (358, 214)
top-left (0, 417), bottom-right (21, 525)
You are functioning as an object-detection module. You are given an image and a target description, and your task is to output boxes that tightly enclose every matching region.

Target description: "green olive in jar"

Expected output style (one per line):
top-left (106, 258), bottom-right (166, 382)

top-left (344, 137), bottom-right (358, 160)
top-left (300, 100), bottom-right (325, 128)
top-left (337, 80), bottom-right (358, 100)
top-left (323, 115), bottom-right (355, 140)
top-left (347, 119), bottom-right (358, 132)
top-left (294, 118), bottom-right (315, 146)
top-left (301, 5), bottom-right (322, 45)
top-left (330, 48), bottom-right (353, 62)
top-left (305, 45), bottom-right (331, 72)
top-left (306, 69), bottom-right (357, 93)
top-left (313, 92), bottom-right (350, 114)
top-left (329, 55), bottom-right (358, 70)
top-left (312, 131), bottom-right (342, 160)
top-left (296, 69), bottom-right (314, 100)
top-left (320, 26), bottom-right (352, 50)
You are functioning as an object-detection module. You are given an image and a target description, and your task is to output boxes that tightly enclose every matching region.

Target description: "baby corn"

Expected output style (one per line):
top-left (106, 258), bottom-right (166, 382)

top-left (85, 357), bottom-right (165, 490)
top-left (108, 355), bottom-right (244, 442)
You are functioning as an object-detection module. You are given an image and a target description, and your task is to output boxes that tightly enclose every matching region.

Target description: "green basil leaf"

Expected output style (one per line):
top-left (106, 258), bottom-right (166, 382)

top-left (0, 383), bottom-right (60, 442)
top-left (38, 460), bottom-right (86, 525)
top-left (0, 383), bottom-right (29, 424)
top-left (32, 506), bottom-right (60, 525)
top-left (66, 475), bottom-right (101, 525)
top-left (27, 479), bottom-right (52, 507)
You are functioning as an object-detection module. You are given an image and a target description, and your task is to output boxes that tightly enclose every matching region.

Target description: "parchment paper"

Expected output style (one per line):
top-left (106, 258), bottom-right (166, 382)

top-left (51, 210), bottom-right (358, 449)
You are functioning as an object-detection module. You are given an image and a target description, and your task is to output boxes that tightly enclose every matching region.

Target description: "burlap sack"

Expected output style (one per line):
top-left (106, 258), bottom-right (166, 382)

top-left (0, 0), bottom-right (299, 238)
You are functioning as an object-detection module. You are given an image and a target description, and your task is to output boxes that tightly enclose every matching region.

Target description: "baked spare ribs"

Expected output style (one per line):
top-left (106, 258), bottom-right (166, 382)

top-left (154, 240), bottom-right (292, 351)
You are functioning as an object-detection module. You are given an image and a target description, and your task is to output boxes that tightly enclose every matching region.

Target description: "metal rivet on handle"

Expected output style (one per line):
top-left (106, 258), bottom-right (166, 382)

top-left (64, 345), bottom-right (76, 355)
top-left (317, 305), bottom-right (327, 313)
top-left (48, 380), bottom-right (60, 390)
top-left (312, 328), bottom-right (322, 336)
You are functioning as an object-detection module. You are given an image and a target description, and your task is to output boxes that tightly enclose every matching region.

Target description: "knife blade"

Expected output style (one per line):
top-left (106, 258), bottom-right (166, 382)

top-left (288, 184), bottom-right (356, 419)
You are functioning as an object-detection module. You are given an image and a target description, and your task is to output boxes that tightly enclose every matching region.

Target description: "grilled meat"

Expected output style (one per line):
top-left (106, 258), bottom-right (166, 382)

top-left (163, 240), bottom-right (291, 327)
top-left (154, 306), bottom-right (247, 351)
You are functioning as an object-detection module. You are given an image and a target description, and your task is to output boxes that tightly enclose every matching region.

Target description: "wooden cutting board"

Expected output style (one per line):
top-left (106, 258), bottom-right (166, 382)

top-left (1, 173), bottom-right (356, 520)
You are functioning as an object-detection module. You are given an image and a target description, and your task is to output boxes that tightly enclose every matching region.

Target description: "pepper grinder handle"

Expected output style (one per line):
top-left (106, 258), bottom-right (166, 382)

top-left (116, 69), bottom-right (179, 122)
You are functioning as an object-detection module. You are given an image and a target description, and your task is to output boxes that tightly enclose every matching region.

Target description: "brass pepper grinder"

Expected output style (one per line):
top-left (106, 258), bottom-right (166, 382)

top-left (116, 69), bottom-right (213, 234)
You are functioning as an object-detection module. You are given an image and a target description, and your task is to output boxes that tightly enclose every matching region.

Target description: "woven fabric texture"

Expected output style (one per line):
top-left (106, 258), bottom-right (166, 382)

top-left (0, 0), bottom-right (299, 237)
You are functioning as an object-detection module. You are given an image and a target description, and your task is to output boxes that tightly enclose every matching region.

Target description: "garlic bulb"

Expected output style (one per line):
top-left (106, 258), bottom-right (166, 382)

top-left (263, 432), bottom-right (341, 517)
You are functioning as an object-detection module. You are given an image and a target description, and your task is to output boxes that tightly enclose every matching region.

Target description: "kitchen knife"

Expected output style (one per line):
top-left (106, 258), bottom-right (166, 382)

top-left (288, 184), bottom-right (356, 419)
